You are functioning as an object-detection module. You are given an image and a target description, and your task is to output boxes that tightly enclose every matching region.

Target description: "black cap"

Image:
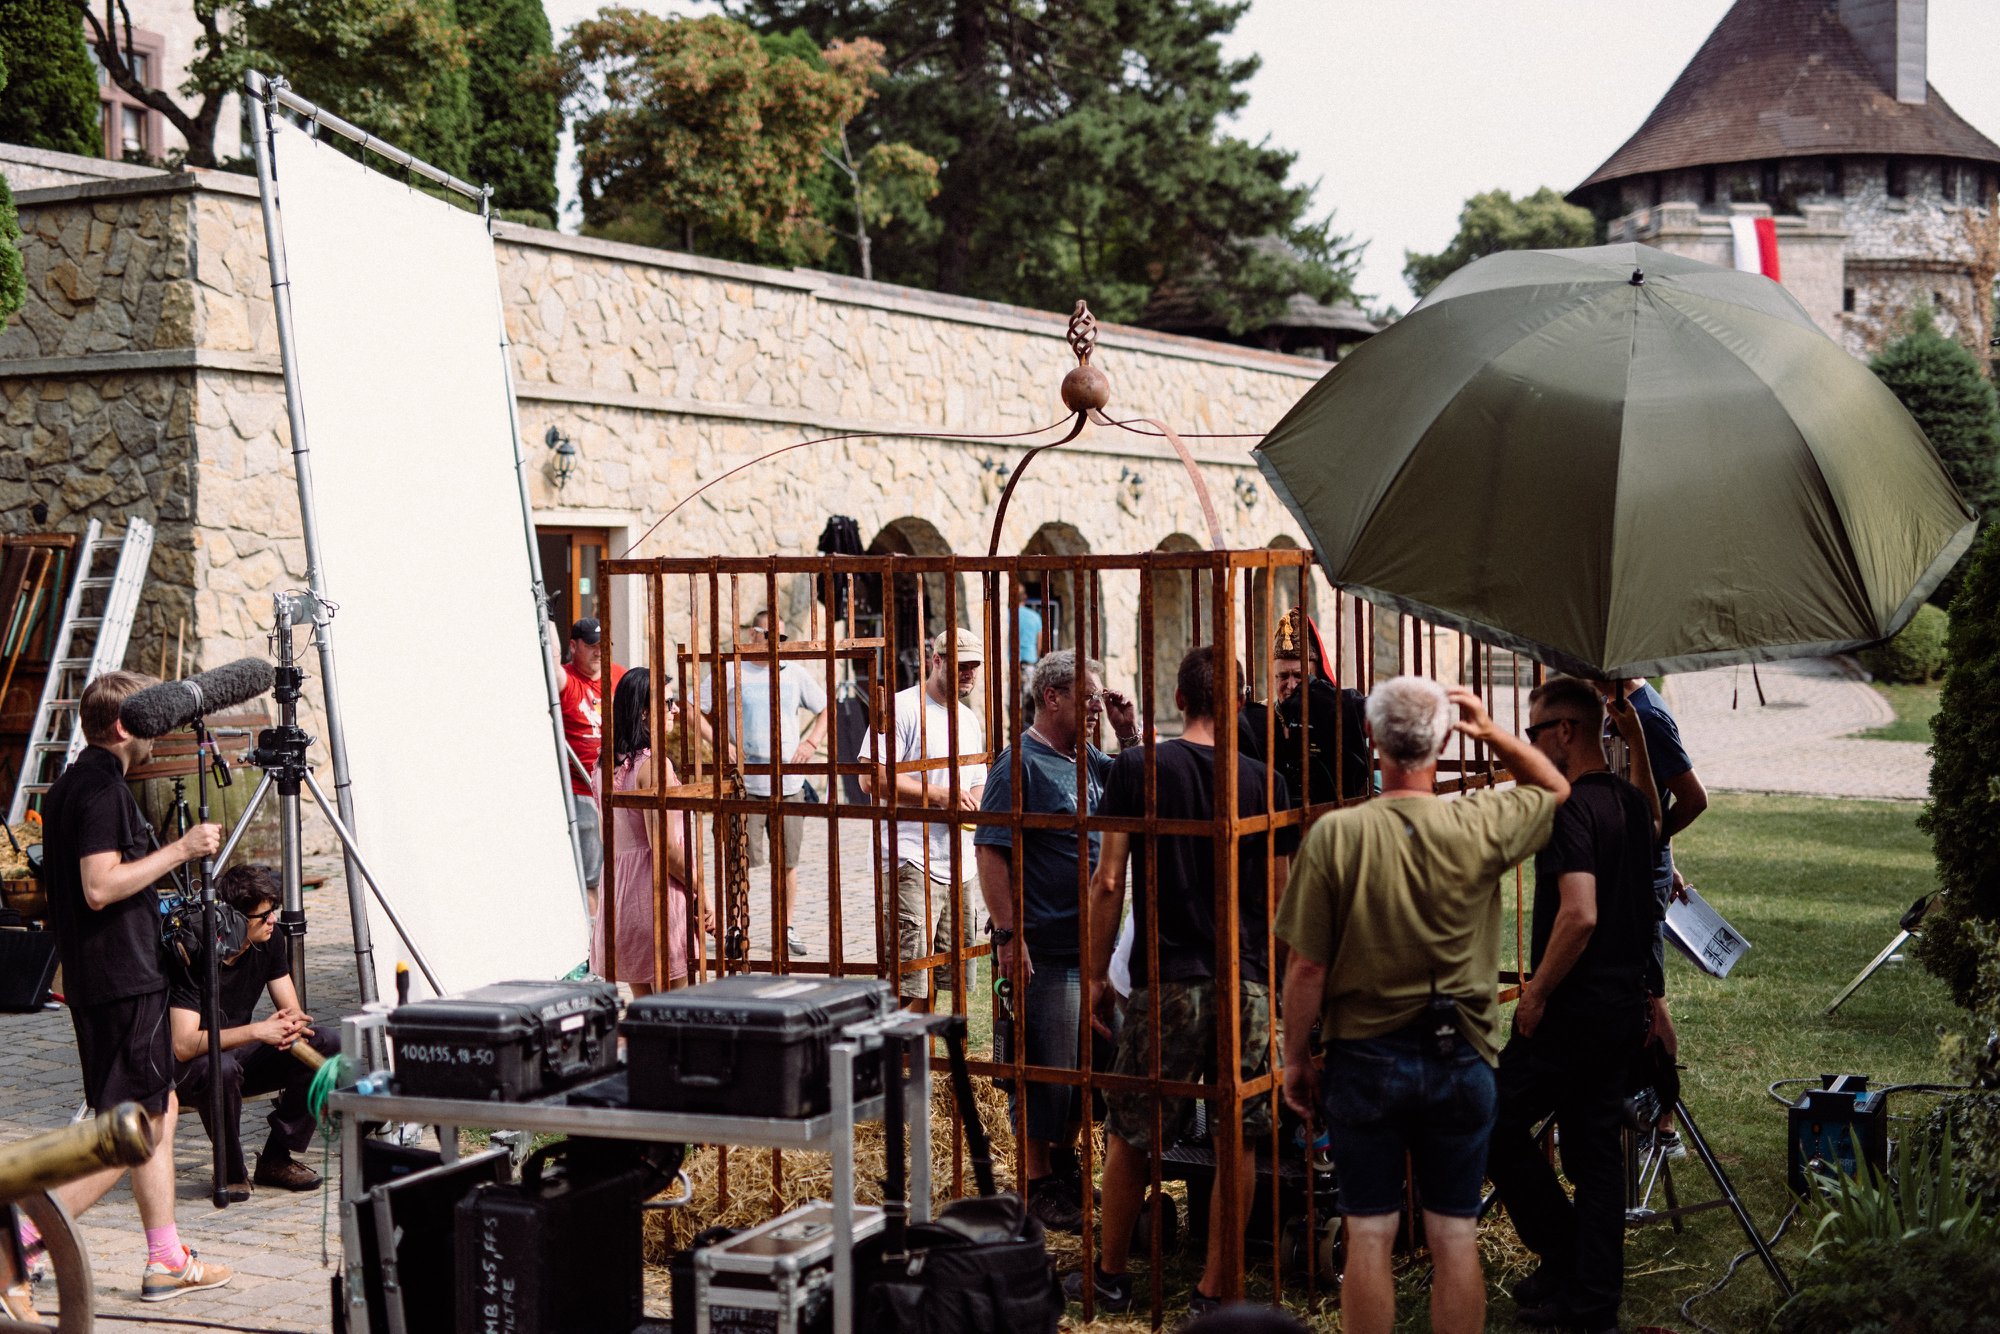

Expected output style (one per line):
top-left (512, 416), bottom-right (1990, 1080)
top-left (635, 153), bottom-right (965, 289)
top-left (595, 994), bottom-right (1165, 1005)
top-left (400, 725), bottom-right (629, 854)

top-left (571, 617), bottom-right (602, 645)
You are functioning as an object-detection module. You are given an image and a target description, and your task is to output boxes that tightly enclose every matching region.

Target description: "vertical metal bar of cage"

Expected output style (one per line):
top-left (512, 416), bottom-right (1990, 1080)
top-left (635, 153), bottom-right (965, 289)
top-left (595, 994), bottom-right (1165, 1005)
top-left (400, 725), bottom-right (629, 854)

top-left (1005, 569), bottom-right (1031, 1199)
top-left (881, 557), bottom-right (903, 1000)
top-left (822, 561), bottom-right (844, 981)
top-left (915, 564), bottom-right (935, 997)
top-left (1137, 558), bottom-right (1165, 1330)
top-left (601, 583), bottom-right (617, 991)
top-left (941, 555), bottom-right (967, 1201)
top-left (1211, 557), bottom-right (1246, 1300)
top-left (1072, 550), bottom-right (1099, 1302)
top-left (651, 574), bottom-right (672, 991)
top-left (764, 568), bottom-right (787, 974)
top-left (1262, 553), bottom-right (1284, 1300)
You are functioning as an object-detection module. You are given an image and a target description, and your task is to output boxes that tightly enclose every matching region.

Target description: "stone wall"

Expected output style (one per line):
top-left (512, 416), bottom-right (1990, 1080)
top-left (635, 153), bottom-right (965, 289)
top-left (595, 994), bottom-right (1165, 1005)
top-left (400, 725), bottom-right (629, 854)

top-left (3, 170), bottom-right (1341, 715)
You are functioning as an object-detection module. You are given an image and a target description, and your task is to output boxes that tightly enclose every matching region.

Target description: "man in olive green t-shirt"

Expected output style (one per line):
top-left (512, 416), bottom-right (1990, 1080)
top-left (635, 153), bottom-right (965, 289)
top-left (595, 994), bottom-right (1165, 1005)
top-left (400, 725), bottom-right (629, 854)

top-left (1277, 677), bottom-right (1569, 1334)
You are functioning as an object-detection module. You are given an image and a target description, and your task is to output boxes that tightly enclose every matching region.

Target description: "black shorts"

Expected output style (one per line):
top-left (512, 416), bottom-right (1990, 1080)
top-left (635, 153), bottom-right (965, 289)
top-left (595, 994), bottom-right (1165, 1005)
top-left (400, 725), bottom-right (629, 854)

top-left (71, 989), bottom-right (174, 1117)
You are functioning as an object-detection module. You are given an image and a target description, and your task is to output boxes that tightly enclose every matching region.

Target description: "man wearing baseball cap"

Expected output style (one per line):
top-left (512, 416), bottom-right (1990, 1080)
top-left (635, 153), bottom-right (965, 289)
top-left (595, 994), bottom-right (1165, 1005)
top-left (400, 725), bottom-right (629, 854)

top-left (560, 617), bottom-right (623, 898)
top-left (861, 627), bottom-right (987, 1011)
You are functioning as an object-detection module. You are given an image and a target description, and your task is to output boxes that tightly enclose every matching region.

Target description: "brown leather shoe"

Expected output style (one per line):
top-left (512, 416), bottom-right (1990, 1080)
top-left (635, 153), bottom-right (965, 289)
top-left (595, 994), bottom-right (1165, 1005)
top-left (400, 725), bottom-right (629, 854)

top-left (252, 1155), bottom-right (322, 1192)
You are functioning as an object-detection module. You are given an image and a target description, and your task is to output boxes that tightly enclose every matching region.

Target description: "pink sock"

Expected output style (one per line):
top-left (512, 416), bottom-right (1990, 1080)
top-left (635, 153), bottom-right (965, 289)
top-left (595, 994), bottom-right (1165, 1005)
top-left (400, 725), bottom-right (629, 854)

top-left (144, 1226), bottom-right (186, 1269)
top-left (15, 1218), bottom-right (40, 1253)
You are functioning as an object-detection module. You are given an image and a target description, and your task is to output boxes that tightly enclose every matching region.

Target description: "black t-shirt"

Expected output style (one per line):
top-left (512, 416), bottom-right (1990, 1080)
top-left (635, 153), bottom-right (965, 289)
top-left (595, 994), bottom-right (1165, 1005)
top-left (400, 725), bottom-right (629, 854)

top-left (1240, 680), bottom-right (1372, 805)
top-left (1100, 739), bottom-right (1298, 987)
top-left (169, 934), bottom-right (287, 1031)
top-left (1530, 770), bottom-right (1657, 1015)
top-left (42, 745), bottom-right (161, 1005)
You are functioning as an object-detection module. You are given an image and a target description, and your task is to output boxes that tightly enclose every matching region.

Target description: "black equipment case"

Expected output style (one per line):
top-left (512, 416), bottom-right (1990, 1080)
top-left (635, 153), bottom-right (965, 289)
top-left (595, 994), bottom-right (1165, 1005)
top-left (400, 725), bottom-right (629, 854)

top-left (622, 976), bottom-right (893, 1117)
top-left (388, 979), bottom-right (619, 1101)
top-left (455, 1138), bottom-right (666, 1334)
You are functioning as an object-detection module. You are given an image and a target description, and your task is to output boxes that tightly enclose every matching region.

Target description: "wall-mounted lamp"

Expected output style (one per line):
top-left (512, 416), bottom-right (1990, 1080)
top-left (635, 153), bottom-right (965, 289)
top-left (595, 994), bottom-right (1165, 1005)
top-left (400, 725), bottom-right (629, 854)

top-left (1234, 475), bottom-right (1260, 510)
top-left (544, 425), bottom-right (579, 489)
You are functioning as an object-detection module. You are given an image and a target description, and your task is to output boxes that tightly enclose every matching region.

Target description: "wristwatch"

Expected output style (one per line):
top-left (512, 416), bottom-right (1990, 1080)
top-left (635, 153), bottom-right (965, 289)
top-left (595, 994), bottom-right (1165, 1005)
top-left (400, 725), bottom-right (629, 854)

top-left (989, 925), bottom-right (1016, 946)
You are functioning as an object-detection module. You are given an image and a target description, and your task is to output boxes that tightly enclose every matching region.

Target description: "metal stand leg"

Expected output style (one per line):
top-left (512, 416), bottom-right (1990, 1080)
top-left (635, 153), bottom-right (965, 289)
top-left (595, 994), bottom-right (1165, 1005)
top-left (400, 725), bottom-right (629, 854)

top-left (1825, 929), bottom-right (1911, 1016)
top-left (1675, 1100), bottom-right (1792, 1297)
top-left (212, 771), bottom-right (274, 873)
top-left (830, 1043), bottom-right (857, 1334)
top-left (303, 771), bottom-right (442, 993)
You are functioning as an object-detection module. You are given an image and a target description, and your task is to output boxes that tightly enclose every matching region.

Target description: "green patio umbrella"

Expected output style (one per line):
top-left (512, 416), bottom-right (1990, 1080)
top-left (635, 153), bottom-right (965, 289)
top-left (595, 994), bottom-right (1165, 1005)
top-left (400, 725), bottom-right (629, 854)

top-left (1254, 243), bottom-right (1978, 679)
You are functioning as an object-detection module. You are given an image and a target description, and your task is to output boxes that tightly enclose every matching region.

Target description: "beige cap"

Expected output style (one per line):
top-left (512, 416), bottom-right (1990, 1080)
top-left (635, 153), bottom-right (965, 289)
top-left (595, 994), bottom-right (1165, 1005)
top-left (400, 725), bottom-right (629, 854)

top-left (932, 627), bottom-right (984, 663)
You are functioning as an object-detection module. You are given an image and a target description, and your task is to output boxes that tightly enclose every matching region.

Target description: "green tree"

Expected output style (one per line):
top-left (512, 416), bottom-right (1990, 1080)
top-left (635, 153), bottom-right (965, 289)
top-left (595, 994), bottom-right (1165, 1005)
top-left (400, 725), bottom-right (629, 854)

top-left (553, 12), bottom-right (879, 266)
top-left (722, 0), bottom-right (1354, 328)
top-left (460, 0), bottom-right (557, 217)
top-left (0, 0), bottom-right (101, 157)
top-left (1916, 520), bottom-right (2000, 1011)
top-left (1403, 186), bottom-right (1597, 300)
top-left (72, 0), bottom-right (468, 170)
top-left (1872, 306), bottom-right (2000, 609)
top-left (0, 177), bottom-right (24, 331)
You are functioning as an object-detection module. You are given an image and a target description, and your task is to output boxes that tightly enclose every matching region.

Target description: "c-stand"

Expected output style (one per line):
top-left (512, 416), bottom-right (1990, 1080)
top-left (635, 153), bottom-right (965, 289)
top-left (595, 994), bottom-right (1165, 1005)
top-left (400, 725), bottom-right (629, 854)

top-left (211, 593), bottom-right (441, 1011)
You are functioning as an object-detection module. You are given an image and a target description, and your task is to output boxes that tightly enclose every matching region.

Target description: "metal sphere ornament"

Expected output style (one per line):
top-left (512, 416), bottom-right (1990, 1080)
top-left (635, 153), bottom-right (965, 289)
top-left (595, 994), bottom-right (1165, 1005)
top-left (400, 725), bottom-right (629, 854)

top-left (1060, 301), bottom-right (1111, 412)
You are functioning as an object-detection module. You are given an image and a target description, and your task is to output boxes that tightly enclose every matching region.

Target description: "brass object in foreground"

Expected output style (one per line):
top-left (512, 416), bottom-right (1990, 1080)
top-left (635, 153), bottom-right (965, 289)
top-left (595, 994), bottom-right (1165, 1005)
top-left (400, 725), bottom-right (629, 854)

top-left (0, 1102), bottom-right (154, 1203)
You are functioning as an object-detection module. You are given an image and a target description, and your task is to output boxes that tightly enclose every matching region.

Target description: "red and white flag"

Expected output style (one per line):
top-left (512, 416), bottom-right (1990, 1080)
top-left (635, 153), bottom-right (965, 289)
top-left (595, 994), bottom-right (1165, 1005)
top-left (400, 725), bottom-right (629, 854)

top-left (1730, 215), bottom-right (1781, 282)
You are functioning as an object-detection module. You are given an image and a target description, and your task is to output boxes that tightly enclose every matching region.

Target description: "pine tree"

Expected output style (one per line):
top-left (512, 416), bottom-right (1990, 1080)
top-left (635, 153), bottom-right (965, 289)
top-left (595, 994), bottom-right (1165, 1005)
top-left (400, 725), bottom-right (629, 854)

top-left (459, 0), bottom-right (556, 214)
top-left (1915, 520), bottom-right (2000, 1010)
top-left (1403, 187), bottom-right (1599, 300)
top-left (720, 0), bottom-right (1353, 326)
top-left (1872, 307), bottom-right (2000, 608)
top-left (0, 0), bottom-right (102, 158)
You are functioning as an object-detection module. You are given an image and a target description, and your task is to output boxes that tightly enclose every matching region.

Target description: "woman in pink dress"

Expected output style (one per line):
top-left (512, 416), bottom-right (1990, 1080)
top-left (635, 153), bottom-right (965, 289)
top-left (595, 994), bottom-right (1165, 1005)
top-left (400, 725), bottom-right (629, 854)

top-left (591, 668), bottom-right (697, 993)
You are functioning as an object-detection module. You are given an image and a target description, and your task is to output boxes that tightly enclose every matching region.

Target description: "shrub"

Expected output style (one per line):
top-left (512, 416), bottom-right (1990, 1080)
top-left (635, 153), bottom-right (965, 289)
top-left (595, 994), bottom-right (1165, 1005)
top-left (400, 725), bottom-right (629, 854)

top-left (0, 0), bottom-right (101, 158)
top-left (1776, 1121), bottom-right (2000, 1333)
top-left (1917, 523), bottom-right (2000, 1008)
top-left (1871, 306), bottom-right (2000, 610)
top-left (1858, 602), bottom-right (1949, 683)
top-left (0, 176), bottom-right (23, 331)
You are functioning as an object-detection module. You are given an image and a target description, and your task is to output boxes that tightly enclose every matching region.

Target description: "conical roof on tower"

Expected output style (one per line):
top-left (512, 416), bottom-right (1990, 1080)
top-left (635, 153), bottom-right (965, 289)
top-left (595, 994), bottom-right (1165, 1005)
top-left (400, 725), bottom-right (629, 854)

top-left (1573, 0), bottom-right (2000, 198)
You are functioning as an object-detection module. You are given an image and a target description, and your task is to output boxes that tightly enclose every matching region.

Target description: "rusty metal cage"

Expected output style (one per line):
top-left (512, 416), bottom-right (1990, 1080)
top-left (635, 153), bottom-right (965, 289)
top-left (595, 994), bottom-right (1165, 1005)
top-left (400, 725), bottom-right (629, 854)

top-left (600, 547), bottom-right (1541, 1322)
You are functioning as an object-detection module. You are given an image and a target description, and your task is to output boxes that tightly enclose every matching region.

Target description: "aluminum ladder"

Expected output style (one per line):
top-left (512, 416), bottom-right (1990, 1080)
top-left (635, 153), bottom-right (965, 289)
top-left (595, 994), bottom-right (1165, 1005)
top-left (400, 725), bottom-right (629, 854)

top-left (7, 518), bottom-right (155, 822)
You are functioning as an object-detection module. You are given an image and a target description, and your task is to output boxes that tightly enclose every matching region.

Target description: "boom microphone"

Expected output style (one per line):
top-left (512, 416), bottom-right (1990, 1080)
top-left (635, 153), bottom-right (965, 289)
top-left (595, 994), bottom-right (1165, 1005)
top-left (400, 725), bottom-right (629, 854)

top-left (120, 659), bottom-right (277, 738)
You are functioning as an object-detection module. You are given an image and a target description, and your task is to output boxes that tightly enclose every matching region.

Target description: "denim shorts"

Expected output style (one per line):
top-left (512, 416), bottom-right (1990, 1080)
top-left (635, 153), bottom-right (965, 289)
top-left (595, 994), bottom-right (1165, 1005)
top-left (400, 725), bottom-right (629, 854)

top-left (1320, 1027), bottom-right (1497, 1218)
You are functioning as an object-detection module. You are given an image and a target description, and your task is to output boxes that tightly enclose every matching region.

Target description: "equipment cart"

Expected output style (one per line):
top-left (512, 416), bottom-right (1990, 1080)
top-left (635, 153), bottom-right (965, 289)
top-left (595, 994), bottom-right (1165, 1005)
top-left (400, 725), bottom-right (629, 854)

top-left (329, 1009), bottom-right (938, 1334)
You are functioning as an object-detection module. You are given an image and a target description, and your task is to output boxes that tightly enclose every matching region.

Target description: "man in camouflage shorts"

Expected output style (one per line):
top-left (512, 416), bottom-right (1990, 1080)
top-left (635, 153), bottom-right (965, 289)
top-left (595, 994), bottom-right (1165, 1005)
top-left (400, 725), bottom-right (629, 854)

top-left (1070, 646), bottom-right (1297, 1318)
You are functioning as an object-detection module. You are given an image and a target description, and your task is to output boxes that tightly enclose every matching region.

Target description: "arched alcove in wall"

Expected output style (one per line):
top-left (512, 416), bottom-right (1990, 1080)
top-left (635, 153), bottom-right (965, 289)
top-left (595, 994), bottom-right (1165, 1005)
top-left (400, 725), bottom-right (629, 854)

top-left (1144, 532), bottom-right (1206, 730)
top-left (1018, 522), bottom-right (1095, 662)
top-left (861, 517), bottom-right (965, 691)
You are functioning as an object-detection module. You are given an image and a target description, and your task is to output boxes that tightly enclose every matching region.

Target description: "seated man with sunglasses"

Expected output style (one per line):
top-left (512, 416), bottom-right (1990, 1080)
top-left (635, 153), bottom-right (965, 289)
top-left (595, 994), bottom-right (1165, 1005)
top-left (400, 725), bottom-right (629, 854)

top-left (169, 864), bottom-right (340, 1195)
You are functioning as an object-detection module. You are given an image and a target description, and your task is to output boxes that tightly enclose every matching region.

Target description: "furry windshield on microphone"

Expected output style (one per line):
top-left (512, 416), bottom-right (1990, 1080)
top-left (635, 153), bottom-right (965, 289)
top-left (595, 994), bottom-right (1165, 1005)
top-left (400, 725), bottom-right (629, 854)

top-left (119, 659), bottom-right (278, 738)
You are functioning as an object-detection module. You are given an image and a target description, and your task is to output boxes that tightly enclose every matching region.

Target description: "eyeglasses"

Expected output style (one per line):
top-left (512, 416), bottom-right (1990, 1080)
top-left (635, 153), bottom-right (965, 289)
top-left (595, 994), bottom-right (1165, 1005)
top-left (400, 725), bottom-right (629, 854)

top-left (1525, 717), bottom-right (1578, 741)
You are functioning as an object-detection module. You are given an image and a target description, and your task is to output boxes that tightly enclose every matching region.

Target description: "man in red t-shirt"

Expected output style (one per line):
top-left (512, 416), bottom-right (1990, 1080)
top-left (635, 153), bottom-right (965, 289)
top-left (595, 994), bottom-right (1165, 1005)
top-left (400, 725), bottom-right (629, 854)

top-left (560, 618), bottom-right (623, 894)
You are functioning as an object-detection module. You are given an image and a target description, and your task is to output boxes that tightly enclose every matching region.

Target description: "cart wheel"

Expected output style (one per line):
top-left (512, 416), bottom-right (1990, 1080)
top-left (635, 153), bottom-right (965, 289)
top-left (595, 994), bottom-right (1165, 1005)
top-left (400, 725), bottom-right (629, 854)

top-left (1132, 1191), bottom-right (1179, 1255)
top-left (1316, 1216), bottom-right (1344, 1285)
top-left (6, 1191), bottom-right (93, 1333)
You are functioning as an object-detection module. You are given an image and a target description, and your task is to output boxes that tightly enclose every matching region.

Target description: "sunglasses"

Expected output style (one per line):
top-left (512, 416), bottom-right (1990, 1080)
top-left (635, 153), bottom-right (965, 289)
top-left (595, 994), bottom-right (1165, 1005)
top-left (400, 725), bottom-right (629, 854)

top-left (1525, 717), bottom-right (1579, 741)
top-left (245, 907), bottom-right (278, 923)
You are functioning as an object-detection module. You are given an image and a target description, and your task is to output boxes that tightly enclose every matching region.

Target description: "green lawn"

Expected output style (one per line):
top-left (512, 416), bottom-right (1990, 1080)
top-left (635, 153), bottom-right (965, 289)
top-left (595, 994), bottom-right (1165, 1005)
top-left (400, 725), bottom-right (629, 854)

top-left (1065, 794), bottom-right (1961, 1332)
top-left (1852, 681), bottom-right (1941, 742)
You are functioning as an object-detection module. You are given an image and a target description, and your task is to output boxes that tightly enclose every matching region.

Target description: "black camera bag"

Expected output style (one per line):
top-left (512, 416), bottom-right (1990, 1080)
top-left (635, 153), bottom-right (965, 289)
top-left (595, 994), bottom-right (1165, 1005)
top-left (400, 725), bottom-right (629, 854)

top-left (858, 1017), bottom-right (1062, 1334)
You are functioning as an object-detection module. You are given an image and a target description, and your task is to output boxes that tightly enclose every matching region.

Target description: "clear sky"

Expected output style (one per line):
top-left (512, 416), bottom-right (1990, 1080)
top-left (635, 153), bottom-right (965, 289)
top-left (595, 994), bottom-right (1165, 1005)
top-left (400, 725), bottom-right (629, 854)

top-left (540, 0), bottom-right (2000, 309)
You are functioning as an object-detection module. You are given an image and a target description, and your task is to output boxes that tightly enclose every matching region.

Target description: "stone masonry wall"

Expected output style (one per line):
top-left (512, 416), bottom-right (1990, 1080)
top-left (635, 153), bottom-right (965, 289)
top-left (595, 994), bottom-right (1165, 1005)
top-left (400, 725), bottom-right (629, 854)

top-left (5, 171), bottom-right (1343, 721)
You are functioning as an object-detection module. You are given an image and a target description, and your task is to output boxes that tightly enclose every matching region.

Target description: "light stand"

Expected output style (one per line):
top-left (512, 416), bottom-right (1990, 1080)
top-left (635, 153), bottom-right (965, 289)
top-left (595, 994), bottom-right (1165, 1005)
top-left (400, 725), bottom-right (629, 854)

top-left (211, 594), bottom-right (442, 998)
top-left (1825, 893), bottom-right (1935, 1016)
top-left (192, 715), bottom-right (229, 1208)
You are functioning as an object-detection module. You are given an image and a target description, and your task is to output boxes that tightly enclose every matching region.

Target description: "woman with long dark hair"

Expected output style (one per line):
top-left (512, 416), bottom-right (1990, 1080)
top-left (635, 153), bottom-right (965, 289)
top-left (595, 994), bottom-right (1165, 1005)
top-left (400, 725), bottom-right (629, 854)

top-left (591, 668), bottom-right (695, 993)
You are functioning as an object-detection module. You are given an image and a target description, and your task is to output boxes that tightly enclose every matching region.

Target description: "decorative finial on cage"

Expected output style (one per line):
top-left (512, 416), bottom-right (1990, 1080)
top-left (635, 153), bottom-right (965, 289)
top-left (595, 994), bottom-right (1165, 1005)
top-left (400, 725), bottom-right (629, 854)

top-left (1060, 300), bottom-right (1111, 413)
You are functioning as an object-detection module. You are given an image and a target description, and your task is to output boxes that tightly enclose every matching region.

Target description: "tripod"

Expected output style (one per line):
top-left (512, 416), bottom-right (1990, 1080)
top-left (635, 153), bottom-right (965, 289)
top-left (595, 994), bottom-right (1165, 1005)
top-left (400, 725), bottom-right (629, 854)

top-left (211, 593), bottom-right (440, 1012)
top-left (1622, 1091), bottom-right (1793, 1298)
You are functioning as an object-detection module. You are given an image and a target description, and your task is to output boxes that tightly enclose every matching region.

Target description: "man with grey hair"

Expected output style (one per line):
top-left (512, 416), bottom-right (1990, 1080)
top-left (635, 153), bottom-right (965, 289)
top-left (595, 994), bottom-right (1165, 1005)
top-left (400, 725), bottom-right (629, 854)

top-left (1277, 676), bottom-right (1570, 1334)
top-left (975, 647), bottom-right (1136, 1232)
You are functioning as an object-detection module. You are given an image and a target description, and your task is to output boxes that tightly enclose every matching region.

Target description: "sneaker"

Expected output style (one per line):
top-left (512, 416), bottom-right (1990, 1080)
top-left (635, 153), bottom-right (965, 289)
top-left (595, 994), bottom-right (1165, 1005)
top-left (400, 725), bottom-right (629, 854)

top-left (141, 1248), bottom-right (234, 1302)
top-left (2, 1281), bottom-right (40, 1322)
top-left (1653, 1129), bottom-right (1688, 1162)
top-left (785, 927), bottom-right (810, 959)
top-left (1025, 1174), bottom-right (1085, 1234)
top-left (254, 1154), bottom-right (322, 1192)
top-left (1061, 1267), bottom-right (1133, 1314)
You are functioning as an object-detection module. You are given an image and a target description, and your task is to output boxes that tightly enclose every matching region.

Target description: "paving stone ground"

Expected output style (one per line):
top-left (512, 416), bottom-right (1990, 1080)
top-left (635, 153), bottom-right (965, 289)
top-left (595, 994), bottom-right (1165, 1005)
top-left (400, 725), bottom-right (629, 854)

top-left (0, 653), bottom-right (1919, 1329)
top-left (1662, 655), bottom-right (1929, 801)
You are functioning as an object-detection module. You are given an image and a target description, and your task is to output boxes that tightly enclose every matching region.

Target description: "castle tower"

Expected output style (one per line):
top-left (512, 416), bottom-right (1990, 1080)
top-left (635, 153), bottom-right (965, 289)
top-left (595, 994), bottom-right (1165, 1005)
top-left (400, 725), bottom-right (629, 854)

top-left (1569, 0), bottom-right (2000, 361)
